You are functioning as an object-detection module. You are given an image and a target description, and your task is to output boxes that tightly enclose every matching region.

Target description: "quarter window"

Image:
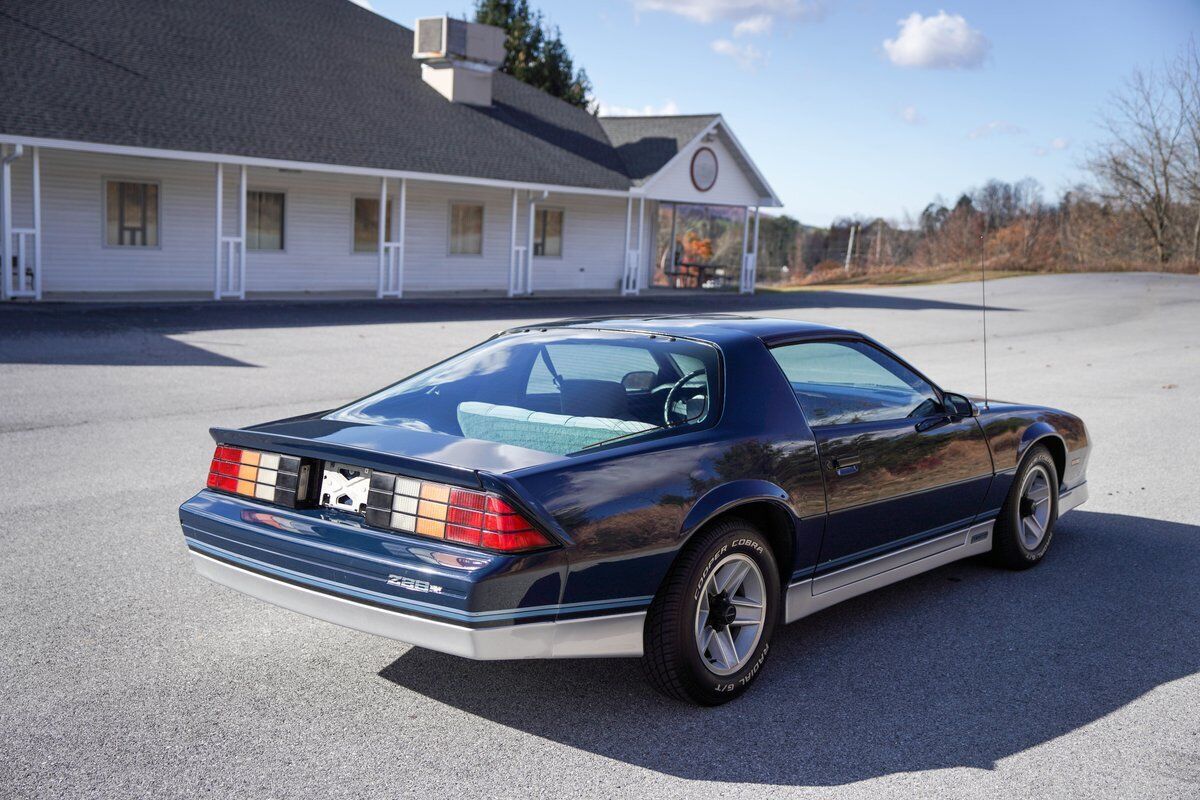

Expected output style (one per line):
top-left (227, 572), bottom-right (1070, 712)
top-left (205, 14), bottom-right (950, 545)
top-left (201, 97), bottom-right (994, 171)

top-left (450, 203), bottom-right (484, 255)
top-left (105, 181), bottom-right (159, 247)
top-left (533, 207), bottom-right (563, 257)
top-left (770, 341), bottom-right (941, 426)
top-left (246, 191), bottom-right (284, 251)
top-left (353, 197), bottom-right (394, 252)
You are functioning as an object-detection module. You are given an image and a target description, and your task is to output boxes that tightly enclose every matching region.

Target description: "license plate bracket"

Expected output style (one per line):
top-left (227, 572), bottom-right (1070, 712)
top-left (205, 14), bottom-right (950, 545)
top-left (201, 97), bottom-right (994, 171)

top-left (319, 462), bottom-right (372, 515)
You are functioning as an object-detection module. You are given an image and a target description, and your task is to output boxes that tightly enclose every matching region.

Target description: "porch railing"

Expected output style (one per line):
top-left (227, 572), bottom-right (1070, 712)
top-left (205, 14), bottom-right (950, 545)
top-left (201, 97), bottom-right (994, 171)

top-left (740, 252), bottom-right (757, 294)
top-left (509, 245), bottom-right (530, 296)
top-left (216, 236), bottom-right (245, 299)
top-left (380, 242), bottom-right (404, 298)
top-left (7, 228), bottom-right (38, 298)
top-left (622, 249), bottom-right (640, 295)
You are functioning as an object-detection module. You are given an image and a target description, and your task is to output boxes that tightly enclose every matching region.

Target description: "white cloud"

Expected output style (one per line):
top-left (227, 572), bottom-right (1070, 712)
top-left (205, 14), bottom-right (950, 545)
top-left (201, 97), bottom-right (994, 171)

top-left (1034, 137), bottom-right (1071, 156)
top-left (883, 11), bottom-right (989, 69)
top-left (734, 14), bottom-right (774, 36)
top-left (595, 99), bottom-right (683, 117)
top-left (899, 105), bottom-right (922, 124)
top-left (348, 0), bottom-right (374, 10)
top-left (635, 0), bottom-right (825, 25)
top-left (968, 120), bottom-right (1024, 139)
top-left (711, 38), bottom-right (765, 70)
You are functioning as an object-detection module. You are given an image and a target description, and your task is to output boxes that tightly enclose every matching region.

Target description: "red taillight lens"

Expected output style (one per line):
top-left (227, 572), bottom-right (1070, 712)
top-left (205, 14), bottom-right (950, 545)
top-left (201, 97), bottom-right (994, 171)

top-left (205, 445), bottom-right (306, 507)
top-left (364, 474), bottom-right (552, 553)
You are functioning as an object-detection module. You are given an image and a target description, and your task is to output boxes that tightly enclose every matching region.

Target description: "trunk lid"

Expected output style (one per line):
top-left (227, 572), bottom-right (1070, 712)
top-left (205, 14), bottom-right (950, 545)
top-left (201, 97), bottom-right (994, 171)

top-left (213, 415), bottom-right (564, 487)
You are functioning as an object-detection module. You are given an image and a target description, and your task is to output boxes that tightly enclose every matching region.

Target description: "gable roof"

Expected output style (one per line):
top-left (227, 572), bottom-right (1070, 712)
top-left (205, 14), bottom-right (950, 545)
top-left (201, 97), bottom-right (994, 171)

top-left (0, 0), bottom-right (630, 190)
top-left (597, 114), bottom-right (719, 184)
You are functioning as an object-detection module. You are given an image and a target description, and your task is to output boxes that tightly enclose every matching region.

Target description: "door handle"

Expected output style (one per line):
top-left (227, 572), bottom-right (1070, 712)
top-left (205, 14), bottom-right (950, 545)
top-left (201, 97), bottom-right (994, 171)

top-left (825, 455), bottom-right (861, 476)
top-left (915, 415), bottom-right (951, 432)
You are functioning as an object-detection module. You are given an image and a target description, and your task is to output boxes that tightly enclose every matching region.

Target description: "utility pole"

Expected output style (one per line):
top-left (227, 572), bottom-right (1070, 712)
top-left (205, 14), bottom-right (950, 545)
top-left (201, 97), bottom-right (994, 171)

top-left (843, 223), bottom-right (858, 273)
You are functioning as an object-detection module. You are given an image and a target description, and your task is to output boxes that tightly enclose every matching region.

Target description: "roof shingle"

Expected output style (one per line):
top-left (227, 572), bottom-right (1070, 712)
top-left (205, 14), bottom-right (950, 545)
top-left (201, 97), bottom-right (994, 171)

top-left (0, 0), bottom-right (632, 189)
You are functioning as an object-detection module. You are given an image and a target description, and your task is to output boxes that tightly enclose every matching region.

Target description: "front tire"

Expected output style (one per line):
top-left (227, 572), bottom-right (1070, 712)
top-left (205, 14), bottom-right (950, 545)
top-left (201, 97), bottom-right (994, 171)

top-left (991, 444), bottom-right (1059, 570)
top-left (642, 518), bottom-right (780, 705)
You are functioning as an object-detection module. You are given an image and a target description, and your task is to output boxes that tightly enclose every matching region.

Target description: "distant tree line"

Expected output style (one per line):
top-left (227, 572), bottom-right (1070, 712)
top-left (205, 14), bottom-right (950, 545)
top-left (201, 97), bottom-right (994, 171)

top-left (756, 41), bottom-right (1200, 284)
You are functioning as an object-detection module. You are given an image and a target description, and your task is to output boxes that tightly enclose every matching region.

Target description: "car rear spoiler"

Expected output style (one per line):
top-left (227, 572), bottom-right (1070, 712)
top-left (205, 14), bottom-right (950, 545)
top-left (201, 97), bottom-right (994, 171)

top-left (210, 426), bottom-right (484, 488)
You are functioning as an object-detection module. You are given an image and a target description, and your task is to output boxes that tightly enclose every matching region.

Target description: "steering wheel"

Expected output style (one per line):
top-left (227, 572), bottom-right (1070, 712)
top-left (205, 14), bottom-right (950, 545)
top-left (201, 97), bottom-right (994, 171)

top-left (663, 369), bottom-right (707, 426)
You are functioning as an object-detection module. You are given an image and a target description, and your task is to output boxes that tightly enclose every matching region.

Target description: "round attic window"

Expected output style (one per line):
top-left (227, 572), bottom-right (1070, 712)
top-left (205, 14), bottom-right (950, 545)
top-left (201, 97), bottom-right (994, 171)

top-left (690, 147), bottom-right (719, 192)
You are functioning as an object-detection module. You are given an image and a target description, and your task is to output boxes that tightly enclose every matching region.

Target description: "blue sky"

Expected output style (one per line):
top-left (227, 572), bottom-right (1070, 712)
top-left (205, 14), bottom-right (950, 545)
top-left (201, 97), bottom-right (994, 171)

top-left (364, 0), bottom-right (1199, 225)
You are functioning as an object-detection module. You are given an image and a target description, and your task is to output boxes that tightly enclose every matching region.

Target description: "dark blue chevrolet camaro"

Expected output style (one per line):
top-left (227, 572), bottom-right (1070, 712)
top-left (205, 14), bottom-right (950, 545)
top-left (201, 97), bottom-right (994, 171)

top-left (179, 315), bottom-right (1090, 705)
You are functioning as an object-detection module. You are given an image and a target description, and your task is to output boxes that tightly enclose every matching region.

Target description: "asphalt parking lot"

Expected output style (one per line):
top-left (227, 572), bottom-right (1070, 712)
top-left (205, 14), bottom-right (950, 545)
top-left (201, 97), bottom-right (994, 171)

top-left (2, 272), bottom-right (1198, 799)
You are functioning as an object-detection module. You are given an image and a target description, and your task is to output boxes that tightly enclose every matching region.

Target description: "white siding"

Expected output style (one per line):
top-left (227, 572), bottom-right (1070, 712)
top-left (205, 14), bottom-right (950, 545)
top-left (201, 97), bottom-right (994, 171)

top-left (642, 133), bottom-right (764, 208)
top-left (38, 150), bottom-right (215, 292)
top-left (25, 149), bottom-right (632, 295)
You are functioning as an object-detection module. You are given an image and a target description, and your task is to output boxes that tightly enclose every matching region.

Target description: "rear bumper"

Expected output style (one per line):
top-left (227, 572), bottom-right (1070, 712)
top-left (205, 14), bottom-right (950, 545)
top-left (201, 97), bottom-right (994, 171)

top-left (190, 549), bottom-right (645, 659)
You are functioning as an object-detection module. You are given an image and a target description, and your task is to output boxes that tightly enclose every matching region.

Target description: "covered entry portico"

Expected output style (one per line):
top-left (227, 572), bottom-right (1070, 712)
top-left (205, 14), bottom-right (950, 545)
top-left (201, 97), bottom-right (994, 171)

top-left (603, 114), bottom-right (780, 296)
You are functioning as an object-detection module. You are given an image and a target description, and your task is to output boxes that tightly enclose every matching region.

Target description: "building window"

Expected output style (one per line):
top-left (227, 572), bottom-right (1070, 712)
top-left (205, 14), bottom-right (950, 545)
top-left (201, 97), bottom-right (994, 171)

top-left (449, 202), bottom-right (484, 255)
top-left (247, 191), bottom-right (285, 251)
top-left (353, 197), bottom-right (394, 252)
top-left (533, 207), bottom-right (563, 257)
top-left (105, 181), bottom-right (159, 247)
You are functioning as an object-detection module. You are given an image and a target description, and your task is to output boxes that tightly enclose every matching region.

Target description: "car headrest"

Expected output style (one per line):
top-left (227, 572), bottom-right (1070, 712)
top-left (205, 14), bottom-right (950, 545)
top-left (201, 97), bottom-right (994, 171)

top-left (559, 379), bottom-right (629, 419)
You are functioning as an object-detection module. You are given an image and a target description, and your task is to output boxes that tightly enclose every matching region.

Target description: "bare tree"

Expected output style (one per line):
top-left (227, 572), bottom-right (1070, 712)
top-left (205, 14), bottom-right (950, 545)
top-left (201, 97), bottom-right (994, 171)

top-left (1168, 38), bottom-right (1200, 261)
top-left (1088, 67), bottom-right (1185, 263)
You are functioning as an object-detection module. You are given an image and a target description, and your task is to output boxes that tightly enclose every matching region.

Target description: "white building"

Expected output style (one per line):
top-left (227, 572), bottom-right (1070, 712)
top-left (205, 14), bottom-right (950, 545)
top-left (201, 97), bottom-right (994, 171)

top-left (0, 1), bottom-right (780, 302)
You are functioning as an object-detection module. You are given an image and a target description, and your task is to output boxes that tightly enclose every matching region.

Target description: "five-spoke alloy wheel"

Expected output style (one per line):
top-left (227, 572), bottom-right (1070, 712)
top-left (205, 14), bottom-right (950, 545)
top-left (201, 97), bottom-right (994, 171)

top-left (992, 444), bottom-right (1060, 570)
top-left (643, 518), bottom-right (780, 705)
top-left (694, 553), bottom-right (767, 675)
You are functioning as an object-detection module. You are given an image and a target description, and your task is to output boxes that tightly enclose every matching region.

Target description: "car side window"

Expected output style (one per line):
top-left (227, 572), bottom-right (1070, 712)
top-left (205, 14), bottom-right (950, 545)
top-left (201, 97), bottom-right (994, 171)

top-left (769, 341), bottom-right (942, 426)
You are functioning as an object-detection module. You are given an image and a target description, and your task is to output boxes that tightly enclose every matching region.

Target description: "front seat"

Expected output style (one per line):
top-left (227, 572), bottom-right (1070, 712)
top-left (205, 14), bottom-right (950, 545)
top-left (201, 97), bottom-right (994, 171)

top-left (559, 379), bottom-right (630, 420)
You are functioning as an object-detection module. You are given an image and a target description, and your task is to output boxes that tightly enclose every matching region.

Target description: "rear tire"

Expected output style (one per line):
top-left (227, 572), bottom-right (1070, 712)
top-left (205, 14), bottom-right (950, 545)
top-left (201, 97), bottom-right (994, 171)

top-left (991, 444), bottom-right (1059, 570)
top-left (642, 518), bottom-right (780, 705)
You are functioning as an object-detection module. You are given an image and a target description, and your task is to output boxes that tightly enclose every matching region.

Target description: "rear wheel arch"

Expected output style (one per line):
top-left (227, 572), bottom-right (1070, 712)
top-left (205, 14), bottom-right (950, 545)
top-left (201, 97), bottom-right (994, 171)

top-left (677, 494), bottom-right (797, 590)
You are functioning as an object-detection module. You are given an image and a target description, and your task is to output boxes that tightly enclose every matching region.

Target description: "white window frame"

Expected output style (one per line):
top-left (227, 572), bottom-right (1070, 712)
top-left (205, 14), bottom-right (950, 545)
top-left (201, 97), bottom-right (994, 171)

top-left (350, 194), bottom-right (395, 255)
top-left (447, 200), bottom-right (485, 257)
top-left (532, 205), bottom-right (565, 259)
top-left (245, 188), bottom-right (287, 253)
top-left (101, 177), bottom-right (162, 250)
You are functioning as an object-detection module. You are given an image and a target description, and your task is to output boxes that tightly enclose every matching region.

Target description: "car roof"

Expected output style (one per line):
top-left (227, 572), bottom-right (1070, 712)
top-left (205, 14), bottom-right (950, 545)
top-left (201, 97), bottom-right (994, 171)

top-left (501, 314), bottom-right (861, 345)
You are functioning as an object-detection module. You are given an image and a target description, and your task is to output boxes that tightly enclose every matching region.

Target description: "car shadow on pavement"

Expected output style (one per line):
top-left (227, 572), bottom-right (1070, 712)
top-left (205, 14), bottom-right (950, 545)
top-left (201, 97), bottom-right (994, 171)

top-left (378, 510), bottom-right (1199, 787)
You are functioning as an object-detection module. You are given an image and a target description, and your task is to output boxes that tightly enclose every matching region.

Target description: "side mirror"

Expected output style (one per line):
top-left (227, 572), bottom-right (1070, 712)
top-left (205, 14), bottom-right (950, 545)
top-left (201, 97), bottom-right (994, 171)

top-left (943, 392), bottom-right (980, 418)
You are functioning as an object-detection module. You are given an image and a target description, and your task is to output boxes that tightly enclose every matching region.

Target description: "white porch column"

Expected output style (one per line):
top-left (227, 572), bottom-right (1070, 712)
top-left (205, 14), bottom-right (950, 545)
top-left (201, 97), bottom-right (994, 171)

top-left (739, 205), bottom-right (752, 294)
top-left (236, 164), bottom-right (246, 299)
top-left (31, 146), bottom-right (41, 300)
top-left (376, 176), bottom-right (387, 298)
top-left (525, 190), bottom-right (546, 295)
top-left (213, 164), bottom-right (222, 299)
top-left (621, 196), bottom-right (634, 295)
top-left (634, 196), bottom-right (645, 295)
top-left (1, 144), bottom-right (11, 301)
top-left (395, 177), bottom-right (406, 298)
top-left (508, 188), bottom-right (519, 297)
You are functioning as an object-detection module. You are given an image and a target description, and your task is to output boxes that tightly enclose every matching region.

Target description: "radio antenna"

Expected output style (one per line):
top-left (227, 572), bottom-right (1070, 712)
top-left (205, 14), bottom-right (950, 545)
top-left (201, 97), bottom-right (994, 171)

top-left (979, 226), bottom-right (989, 410)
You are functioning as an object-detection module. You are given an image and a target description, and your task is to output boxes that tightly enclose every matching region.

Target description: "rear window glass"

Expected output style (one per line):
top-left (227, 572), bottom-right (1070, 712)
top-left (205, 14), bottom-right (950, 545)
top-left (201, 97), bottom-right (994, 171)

top-left (332, 331), bottom-right (721, 455)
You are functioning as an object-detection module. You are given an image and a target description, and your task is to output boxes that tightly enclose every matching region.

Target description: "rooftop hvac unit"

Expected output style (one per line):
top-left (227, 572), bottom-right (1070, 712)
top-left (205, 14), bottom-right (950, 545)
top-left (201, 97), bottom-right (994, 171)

top-left (413, 17), bottom-right (505, 67)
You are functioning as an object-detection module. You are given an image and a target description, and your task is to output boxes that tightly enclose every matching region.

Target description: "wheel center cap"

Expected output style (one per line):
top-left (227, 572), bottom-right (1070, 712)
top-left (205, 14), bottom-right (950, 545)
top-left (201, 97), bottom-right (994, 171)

top-left (1020, 497), bottom-right (1035, 517)
top-left (708, 593), bottom-right (737, 631)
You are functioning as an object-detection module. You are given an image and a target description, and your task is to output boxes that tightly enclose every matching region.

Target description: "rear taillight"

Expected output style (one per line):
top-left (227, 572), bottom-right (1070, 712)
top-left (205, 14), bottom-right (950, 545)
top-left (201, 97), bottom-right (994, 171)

top-left (365, 472), bottom-right (552, 553)
top-left (206, 445), bottom-right (309, 508)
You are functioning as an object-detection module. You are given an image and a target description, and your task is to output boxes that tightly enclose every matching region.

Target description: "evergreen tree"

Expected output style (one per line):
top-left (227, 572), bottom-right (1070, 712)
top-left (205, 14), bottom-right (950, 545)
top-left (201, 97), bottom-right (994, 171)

top-left (474, 0), bottom-right (592, 109)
